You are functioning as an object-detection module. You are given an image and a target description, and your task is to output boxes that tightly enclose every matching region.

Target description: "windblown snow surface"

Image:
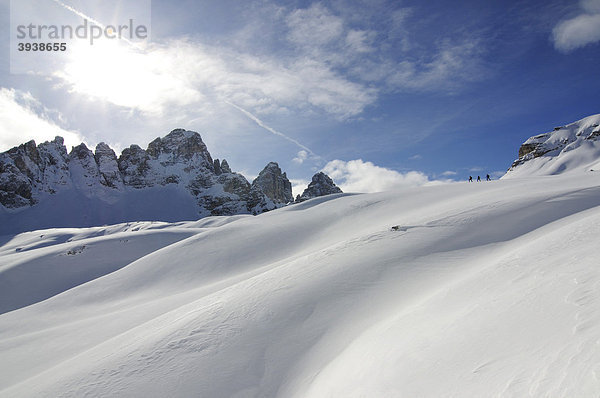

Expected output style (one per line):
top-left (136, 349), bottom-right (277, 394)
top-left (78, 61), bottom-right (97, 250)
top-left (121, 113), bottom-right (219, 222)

top-left (2, 173), bottom-right (600, 397)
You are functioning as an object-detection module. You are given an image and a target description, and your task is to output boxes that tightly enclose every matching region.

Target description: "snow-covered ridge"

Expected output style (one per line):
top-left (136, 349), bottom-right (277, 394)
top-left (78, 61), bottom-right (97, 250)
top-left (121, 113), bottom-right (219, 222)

top-left (505, 113), bottom-right (600, 177)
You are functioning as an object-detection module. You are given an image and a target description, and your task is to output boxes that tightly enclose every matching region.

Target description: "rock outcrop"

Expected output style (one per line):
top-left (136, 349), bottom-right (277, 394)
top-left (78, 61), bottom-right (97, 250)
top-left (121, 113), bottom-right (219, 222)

top-left (505, 114), bottom-right (600, 177)
top-left (248, 162), bottom-right (293, 214)
top-left (295, 172), bottom-right (342, 202)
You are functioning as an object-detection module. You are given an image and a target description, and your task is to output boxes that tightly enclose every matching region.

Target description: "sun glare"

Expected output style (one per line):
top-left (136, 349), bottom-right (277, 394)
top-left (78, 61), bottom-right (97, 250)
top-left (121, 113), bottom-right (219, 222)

top-left (57, 40), bottom-right (196, 113)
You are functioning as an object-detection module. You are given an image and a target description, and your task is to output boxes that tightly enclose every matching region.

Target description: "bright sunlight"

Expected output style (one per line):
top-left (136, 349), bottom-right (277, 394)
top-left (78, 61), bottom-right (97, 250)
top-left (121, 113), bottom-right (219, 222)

top-left (56, 40), bottom-right (200, 114)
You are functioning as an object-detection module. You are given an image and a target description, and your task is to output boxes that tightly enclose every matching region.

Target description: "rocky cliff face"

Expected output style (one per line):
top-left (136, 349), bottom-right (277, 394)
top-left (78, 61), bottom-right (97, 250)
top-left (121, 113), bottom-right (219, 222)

top-left (248, 162), bottom-right (293, 214)
top-left (506, 114), bottom-right (600, 177)
top-left (0, 130), bottom-right (280, 217)
top-left (295, 172), bottom-right (342, 202)
top-left (0, 137), bottom-right (70, 208)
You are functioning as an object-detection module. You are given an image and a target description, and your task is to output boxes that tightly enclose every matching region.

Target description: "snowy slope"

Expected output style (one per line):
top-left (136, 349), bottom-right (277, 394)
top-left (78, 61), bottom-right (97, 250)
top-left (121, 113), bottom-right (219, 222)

top-left (504, 114), bottom-right (600, 178)
top-left (1, 174), bottom-right (600, 397)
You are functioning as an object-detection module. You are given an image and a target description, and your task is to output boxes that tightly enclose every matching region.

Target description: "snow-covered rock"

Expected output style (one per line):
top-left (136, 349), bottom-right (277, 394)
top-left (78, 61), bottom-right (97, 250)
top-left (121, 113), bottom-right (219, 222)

top-left (0, 137), bottom-right (70, 208)
top-left (95, 143), bottom-right (123, 189)
top-left (505, 114), bottom-right (600, 177)
top-left (295, 172), bottom-right (342, 203)
top-left (68, 143), bottom-right (104, 198)
top-left (0, 130), bottom-right (292, 233)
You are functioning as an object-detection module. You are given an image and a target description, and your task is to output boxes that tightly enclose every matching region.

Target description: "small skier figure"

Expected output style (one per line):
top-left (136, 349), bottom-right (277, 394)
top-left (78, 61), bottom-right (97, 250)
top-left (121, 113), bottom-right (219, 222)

top-left (468, 176), bottom-right (473, 182)
top-left (477, 176), bottom-right (481, 182)
top-left (486, 174), bottom-right (491, 181)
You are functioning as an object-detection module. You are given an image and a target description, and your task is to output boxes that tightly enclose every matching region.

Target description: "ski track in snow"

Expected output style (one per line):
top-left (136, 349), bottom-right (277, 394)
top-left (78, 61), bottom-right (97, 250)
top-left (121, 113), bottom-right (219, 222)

top-left (1, 173), bottom-right (600, 397)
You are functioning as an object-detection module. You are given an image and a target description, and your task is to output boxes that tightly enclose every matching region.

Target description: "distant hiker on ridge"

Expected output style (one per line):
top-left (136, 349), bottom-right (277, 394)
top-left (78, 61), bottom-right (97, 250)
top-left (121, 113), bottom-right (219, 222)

top-left (469, 176), bottom-right (473, 182)
top-left (477, 176), bottom-right (481, 182)
top-left (486, 174), bottom-right (491, 181)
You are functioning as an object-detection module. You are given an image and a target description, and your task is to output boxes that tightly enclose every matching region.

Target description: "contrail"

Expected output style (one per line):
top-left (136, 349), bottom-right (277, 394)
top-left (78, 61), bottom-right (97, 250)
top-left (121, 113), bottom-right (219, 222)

top-left (51, 0), bottom-right (139, 47)
top-left (52, 0), bottom-right (105, 28)
top-left (225, 101), bottom-right (319, 158)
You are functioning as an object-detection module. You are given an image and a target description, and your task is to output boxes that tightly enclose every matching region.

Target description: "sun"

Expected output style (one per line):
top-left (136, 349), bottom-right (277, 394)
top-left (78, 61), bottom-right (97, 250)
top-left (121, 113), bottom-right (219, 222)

top-left (57, 39), bottom-right (177, 113)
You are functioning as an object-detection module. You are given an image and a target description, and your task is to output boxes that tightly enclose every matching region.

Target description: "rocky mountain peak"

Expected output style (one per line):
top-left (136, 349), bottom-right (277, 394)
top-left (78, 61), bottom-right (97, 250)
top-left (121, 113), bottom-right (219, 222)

top-left (220, 159), bottom-right (232, 174)
top-left (95, 143), bottom-right (123, 189)
top-left (251, 162), bottom-right (293, 204)
top-left (296, 172), bottom-right (343, 202)
top-left (0, 130), bottom-right (346, 232)
top-left (51, 136), bottom-right (64, 146)
top-left (213, 159), bottom-right (233, 176)
top-left (69, 143), bottom-right (92, 160)
top-left (147, 129), bottom-right (212, 165)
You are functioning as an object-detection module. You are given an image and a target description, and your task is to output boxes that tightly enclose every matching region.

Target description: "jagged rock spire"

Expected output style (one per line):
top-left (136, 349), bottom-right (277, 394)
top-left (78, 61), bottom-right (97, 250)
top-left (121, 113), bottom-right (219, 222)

top-left (296, 172), bottom-right (342, 202)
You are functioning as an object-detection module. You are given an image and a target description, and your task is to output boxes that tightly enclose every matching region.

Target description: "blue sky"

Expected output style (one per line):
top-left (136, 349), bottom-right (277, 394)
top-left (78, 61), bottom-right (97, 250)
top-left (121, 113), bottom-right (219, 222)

top-left (1, 0), bottom-right (599, 193)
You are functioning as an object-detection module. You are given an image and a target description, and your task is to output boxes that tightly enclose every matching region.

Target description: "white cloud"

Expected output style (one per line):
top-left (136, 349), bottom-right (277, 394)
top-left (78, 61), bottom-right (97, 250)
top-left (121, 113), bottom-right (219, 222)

top-left (581, 0), bottom-right (600, 14)
top-left (386, 39), bottom-right (484, 91)
top-left (345, 29), bottom-right (376, 53)
top-left (54, 40), bottom-right (203, 116)
top-left (491, 171), bottom-right (505, 179)
top-left (322, 159), bottom-right (431, 193)
top-left (0, 88), bottom-right (83, 151)
top-left (286, 4), bottom-right (344, 48)
top-left (552, 0), bottom-right (600, 52)
top-left (292, 150), bottom-right (309, 164)
top-left (53, 37), bottom-right (376, 120)
top-left (284, 3), bottom-right (481, 94)
top-left (290, 178), bottom-right (310, 198)
top-left (441, 170), bottom-right (457, 176)
top-left (36, 0), bottom-right (485, 153)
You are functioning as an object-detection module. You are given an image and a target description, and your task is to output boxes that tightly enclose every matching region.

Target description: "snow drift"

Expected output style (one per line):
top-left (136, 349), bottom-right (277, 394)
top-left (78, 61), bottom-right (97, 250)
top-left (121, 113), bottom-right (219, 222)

top-left (2, 172), bottom-right (600, 397)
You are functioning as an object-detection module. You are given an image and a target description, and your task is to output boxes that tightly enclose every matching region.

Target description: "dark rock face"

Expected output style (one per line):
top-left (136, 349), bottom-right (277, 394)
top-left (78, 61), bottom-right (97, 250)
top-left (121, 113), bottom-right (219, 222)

top-left (212, 159), bottom-right (232, 176)
top-left (118, 144), bottom-right (153, 188)
top-left (220, 159), bottom-right (232, 174)
top-left (512, 134), bottom-right (569, 168)
top-left (296, 172), bottom-right (342, 202)
top-left (0, 130), bottom-right (295, 221)
top-left (248, 162), bottom-right (293, 214)
top-left (95, 143), bottom-right (123, 189)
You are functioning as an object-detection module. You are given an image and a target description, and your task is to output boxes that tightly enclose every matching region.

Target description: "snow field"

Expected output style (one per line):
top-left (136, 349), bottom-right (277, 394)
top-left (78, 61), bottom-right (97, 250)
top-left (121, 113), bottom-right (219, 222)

top-left (1, 173), bottom-right (600, 397)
